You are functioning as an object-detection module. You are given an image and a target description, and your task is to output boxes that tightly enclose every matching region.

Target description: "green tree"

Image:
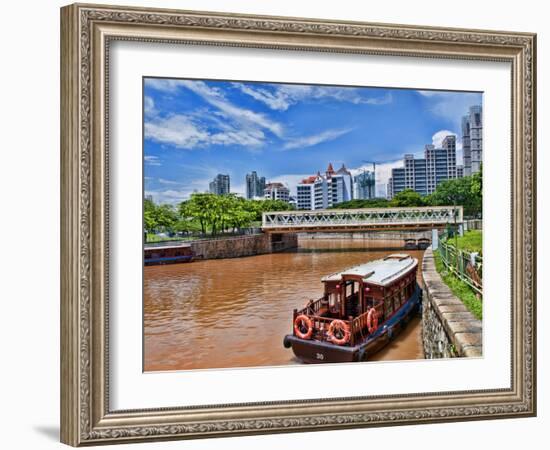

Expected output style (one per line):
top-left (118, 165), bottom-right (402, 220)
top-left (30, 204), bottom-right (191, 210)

top-left (428, 177), bottom-right (481, 217)
top-left (179, 193), bottom-right (213, 234)
top-left (144, 198), bottom-right (157, 232)
top-left (154, 204), bottom-right (178, 231)
top-left (471, 164), bottom-right (482, 198)
top-left (389, 189), bottom-right (426, 207)
top-left (178, 193), bottom-right (294, 236)
top-left (330, 198), bottom-right (390, 209)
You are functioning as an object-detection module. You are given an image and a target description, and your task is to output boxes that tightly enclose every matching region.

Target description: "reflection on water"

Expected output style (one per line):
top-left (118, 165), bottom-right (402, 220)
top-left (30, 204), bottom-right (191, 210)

top-left (144, 239), bottom-right (425, 371)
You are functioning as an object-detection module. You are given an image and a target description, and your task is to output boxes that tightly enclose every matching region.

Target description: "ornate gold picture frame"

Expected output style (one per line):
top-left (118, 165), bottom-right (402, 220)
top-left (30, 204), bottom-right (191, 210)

top-left (60, 3), bottom-right (536, 446)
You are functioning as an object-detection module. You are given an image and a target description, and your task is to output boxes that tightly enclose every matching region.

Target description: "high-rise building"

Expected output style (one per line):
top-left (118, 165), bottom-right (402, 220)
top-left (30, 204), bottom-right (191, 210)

top-left (328, 163), bottom-right (354, 207)
top-left (297, 176), bottom-right (317, 210)
top-left (462, 105), bottom-right (483, 176)
top-left (426, 135), bottom-right (457, 194)
top-left (296, 163), bottom-right (354, 210)
top-left (245, 171), bottom-right (266, 199)
top-left (264, 182), bottom-right (290, 202)
top-left (354, 170), bottom-right (376, 200)
top-left (388, 135), bottom-right (461, 198)
top-left (209, 174), bottom-right (230, 195)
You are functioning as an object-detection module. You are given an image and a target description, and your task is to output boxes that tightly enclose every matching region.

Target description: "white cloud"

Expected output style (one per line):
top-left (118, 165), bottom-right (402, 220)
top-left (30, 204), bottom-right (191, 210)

top-left (144, 114), bottom-right (266, 149)
top-left (361, 93), bottom-right (393, 105)
top-left (234, 83), bottom-right (393, 111)
top-left (145, 79), bottom-right (393, 152)
top-left (157, 178), bottom-right (181, 186)
top-left (146, 78), bottom-right (284, 139)
top-left (420, 91), bottom-right (482, 129)
top-left (144, 155), bottom-right (161, 166)
top-left (283, 128), bottom-right (352, 150)
top-left (145, 189), bottom-right (194, 205)
top-left (234, 83), bottom-right (291, 111)
top-left (431, 130), bottom-right (464, 165)
top-left (145, 115), bottom-right (209, 149)
top-left (181, 80), bottom-right (285, 138)
top-left (431, 129), bottom-right (457, 148)
top-left (417, 90), bottom-right (441, 97)
top-left (144, 96), bottom-right (156, 117)
top-left (230, 181), bottom-right (246, 197)
top-left (144, 78), bottom-right (183, 93)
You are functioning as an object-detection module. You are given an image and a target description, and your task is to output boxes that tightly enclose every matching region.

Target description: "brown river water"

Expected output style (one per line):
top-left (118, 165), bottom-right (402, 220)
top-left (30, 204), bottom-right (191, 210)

top-left (144, 239), bottom-right (426, 372)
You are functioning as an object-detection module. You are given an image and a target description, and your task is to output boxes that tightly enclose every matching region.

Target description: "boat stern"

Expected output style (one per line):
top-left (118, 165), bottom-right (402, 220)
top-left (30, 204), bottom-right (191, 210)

top-left (283, 334), bottom-right (359, 363)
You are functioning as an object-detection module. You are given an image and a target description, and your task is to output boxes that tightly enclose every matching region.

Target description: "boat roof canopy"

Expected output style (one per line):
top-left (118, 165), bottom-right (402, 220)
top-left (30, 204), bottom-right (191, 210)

top-left (321, 254), bottom-right (417, 286)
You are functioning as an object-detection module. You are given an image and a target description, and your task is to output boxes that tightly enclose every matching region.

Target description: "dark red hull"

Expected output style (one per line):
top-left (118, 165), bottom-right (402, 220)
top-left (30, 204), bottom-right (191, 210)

top-left (284, 285), bottom-right (422, 363)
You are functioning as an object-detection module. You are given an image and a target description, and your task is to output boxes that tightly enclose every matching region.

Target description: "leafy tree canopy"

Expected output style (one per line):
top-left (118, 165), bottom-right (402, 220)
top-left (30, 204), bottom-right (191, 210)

top-left (389, 189), bottom-right (426, 207)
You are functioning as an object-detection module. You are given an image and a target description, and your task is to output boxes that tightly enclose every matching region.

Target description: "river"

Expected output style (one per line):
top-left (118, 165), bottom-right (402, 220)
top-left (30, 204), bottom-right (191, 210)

top-left (144, 238), bottom-right (426, 372)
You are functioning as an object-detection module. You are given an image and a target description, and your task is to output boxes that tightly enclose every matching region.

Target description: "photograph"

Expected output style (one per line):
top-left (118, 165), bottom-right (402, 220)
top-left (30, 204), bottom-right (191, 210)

top-left (142, 78), bottom-right (484, 371)
top-left (56, 2), bottom-right (537, 446)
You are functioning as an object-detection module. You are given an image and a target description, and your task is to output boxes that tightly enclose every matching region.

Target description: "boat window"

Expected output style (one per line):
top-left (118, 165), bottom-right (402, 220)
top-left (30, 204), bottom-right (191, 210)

top-left (393, 294), bottom-right (400, 311)
top-left (384, 296), bottom-right (393, 317)
top-left (365, 296), bottom-right (375, 309)
top-left (345, 282), bottom-right (353, 298)
top-left (328, 293), bottom-right (338, 308)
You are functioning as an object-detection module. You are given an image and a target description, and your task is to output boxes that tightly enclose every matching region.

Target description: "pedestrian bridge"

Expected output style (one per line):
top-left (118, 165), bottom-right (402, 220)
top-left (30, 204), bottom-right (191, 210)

top-left (262, 206), bottom-right (463, 233)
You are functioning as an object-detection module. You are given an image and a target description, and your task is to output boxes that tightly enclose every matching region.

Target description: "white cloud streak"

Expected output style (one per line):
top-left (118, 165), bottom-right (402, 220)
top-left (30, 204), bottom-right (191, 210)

top-left (144, 96), bottom-right (156, 117)
top-left (144, 114), bottom-right (266, 149)
top-left (283, 128), bottom-right (353, 150)
top-left (234, 83), bottom-right (393, 111)
top-left (145, 78), bottom-right (284, 140)
top-left (419, 90), bottom-right (482, 130)
top-left (144, 155), bottom-right (161, 166)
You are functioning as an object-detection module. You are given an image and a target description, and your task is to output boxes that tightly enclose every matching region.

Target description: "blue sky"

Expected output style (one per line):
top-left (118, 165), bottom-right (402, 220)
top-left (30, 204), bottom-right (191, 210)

top-left (144, 78), bottom-right (482, 203)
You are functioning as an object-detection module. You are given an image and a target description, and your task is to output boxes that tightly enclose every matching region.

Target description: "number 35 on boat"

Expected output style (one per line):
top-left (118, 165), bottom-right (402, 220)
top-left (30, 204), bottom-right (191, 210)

top-left (283, 254), bottom-right (422, 363)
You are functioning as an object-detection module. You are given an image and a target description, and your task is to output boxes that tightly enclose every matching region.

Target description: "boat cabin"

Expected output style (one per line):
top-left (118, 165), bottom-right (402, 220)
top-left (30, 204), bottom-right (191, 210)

top-left (293, 254), bottom-right (418, 346)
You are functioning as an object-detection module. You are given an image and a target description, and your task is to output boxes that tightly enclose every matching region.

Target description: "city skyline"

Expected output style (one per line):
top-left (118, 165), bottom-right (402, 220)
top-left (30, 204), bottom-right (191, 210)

top-left (144, 77), bottom-right (482, 204)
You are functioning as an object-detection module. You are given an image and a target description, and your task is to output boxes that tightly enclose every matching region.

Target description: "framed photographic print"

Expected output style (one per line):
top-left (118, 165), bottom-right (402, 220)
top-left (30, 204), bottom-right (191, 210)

top-left (60, 3), bottom-right (536, 446)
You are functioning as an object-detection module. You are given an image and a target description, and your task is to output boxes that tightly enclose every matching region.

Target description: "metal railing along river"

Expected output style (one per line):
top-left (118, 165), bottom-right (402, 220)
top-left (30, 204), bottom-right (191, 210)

top-left (438, 240), bottom-right (483, 296)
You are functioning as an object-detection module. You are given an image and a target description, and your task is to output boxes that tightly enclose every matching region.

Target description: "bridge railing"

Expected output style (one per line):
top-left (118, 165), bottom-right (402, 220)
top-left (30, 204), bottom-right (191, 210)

top-left (262, 206), bottom-right (463, 229)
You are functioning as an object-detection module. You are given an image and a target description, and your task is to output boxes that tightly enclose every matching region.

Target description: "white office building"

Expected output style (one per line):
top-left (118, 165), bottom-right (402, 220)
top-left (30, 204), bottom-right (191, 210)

top-left (264, 182), bottom-right (290, 202)
top-left (296, 163), bottom-right (354, 210)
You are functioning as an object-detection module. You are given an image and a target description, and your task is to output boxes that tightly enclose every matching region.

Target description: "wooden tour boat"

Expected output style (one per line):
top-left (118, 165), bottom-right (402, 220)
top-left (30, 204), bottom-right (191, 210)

top-left (144, 244), bottom-right (196, 266)
top-left (283, 254), bottom-right (422, 363)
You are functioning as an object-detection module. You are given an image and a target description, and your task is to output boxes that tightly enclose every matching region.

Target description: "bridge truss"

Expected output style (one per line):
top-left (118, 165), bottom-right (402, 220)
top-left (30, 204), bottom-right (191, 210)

top-left (262, 206), bottom-right (463, 233)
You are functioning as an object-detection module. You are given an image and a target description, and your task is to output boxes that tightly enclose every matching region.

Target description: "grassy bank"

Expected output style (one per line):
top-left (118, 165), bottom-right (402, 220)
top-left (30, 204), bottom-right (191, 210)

top-left (433, 249), bottom-right (483, 320)
top-left (447, 229), bottom-right (482, 254)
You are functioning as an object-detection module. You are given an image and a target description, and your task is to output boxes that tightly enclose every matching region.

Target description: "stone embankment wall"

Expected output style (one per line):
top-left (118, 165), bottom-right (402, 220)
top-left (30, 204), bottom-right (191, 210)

top-left (191, 233), bottom-right (297, 260)
top-left (422, 248), bottom-right (482, 358)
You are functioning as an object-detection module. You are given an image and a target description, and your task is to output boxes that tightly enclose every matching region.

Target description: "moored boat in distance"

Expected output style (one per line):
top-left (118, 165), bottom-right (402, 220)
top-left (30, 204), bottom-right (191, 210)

top-left (283, 254), bottom-right (422, 363)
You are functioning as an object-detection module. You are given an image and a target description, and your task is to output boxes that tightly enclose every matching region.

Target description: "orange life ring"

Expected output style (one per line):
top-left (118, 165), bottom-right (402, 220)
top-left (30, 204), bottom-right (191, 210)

top-left (367, 308), bottom-right (379, 334)
top-left (294, 314), bottom-right (313, 340)
top-left (327, 320), bottom-right (350, 346)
